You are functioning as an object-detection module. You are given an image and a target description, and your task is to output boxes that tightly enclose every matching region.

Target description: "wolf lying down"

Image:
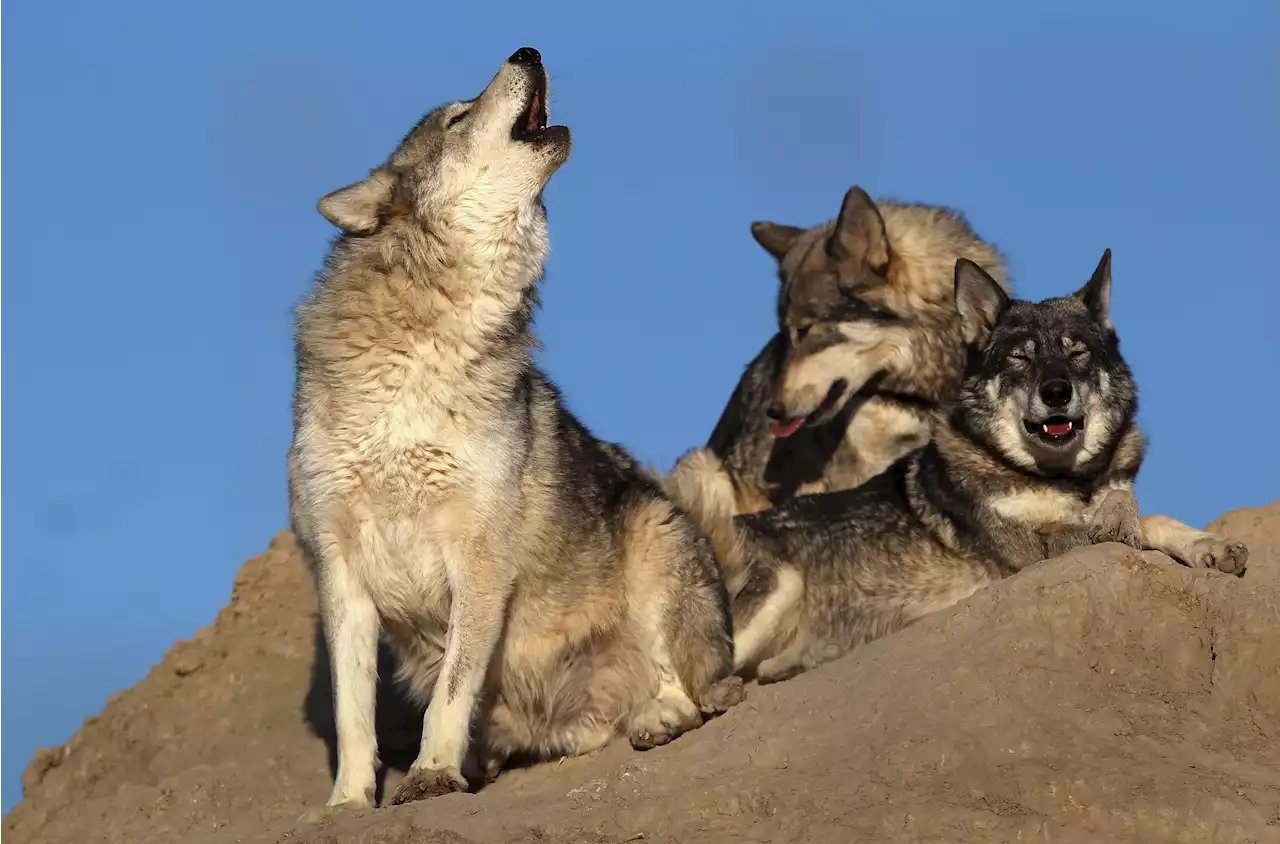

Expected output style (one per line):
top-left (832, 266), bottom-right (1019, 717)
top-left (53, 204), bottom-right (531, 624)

top-left (669, 251), bottom-right (1249, 683)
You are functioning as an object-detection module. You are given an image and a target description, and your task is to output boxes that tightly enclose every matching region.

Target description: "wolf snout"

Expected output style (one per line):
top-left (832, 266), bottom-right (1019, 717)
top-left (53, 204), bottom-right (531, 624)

top-left (1038, 378), bottom-right (1073, 409)
top-left (508, 47), bottom-right (542, 66)
top-left (765, 401), bottom-right (808, 439)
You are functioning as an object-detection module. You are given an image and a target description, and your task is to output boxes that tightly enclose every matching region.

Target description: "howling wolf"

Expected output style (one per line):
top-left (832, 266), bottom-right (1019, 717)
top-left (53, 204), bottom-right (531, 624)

top-left (289, 47), bottom-right (741, 818)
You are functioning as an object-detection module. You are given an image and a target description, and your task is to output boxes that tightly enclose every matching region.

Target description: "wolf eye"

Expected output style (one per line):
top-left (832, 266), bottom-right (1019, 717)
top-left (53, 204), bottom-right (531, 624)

top-left (1069, 349), bottom-right (1088, 360)
top-left (1009, 351), bottom-right (1031, 362)
top-left (447, 110), bottom-right (471, 128)
top-left (792, 325), bottom-right (811, 343)
top-left (857, 302), bottom-right (894, 321)
top-left (840, 295), bottom-right (895, 322)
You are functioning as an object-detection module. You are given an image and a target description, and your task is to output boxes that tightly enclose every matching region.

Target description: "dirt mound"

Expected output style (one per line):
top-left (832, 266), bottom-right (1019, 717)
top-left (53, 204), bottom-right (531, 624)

top-left (6, 501), bottom-right (1279, 844)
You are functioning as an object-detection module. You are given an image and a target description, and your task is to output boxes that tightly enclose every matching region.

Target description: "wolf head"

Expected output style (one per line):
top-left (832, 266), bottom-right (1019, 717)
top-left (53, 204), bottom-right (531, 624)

top-left (753, 187), bottom-right (1000, 439)
top-left (316, 48), bottom-right (570, 248)
top-left (752, 187), bottom-right (919, 436)
top-left (951, 250), bottom-right (1138, 477)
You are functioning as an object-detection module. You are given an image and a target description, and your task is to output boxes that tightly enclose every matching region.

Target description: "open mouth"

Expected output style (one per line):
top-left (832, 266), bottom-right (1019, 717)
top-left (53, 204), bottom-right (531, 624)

top-left (769, 416), bottom-right (807, 439)
top-left (511, 71), bottom-right (549, 142)
top-left (768, 379), bottom-right (848, 440)
top-left (1023, 415), bottom-right (1084, 448)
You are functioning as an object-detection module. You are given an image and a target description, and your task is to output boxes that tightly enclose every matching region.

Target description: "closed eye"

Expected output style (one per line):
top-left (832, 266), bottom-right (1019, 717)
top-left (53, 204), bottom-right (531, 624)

top-left (838, 297), bottom-right (897, 322)
top-left (1009, 351), bottom-right (1031, 362)
top-left (1069, 349), bottom-right (1088, 360)
top-left (447, 110), bottom-right (471, 128)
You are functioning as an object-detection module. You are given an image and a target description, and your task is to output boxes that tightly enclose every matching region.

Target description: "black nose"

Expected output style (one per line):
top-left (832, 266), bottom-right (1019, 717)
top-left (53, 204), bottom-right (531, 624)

top-left (765, 402), bottom-right (786, 421)
top-left (1039, 379), bottom-right (1073, 408)
top-left (508, 47), bottom-right (542, 66)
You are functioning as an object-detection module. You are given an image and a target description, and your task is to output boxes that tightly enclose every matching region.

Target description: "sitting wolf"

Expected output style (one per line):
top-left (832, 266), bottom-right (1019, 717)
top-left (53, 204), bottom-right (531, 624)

top-left (289, 48), bottom-right (740, 817)
top-left (676, 250), bottom-right (1249, 682)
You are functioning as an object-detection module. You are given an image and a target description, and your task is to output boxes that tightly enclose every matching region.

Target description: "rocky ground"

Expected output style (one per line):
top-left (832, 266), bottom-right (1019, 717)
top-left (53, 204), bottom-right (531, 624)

top-left (6, 499), bottom-right (1278, 844)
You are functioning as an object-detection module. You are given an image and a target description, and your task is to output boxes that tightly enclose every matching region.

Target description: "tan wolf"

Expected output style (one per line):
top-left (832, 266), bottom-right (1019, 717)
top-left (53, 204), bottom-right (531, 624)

top-left (289, 47), bottom-right (742, 818)
top-left (672, 187), bottom-right (1009, 524)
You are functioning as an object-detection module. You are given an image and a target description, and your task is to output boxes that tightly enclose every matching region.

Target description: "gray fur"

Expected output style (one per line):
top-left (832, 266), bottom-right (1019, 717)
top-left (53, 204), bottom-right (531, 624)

top-left (687, 252), bottom-right (1249, 684)
top-left (677, 187), bottom-right (1010, 519)
top-left (289, 49), bottom-right (740, 820)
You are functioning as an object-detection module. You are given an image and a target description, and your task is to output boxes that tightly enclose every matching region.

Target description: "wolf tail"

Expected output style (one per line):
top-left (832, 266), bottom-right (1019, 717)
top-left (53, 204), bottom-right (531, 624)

top-left (662, 448), bottom-right (751, 600)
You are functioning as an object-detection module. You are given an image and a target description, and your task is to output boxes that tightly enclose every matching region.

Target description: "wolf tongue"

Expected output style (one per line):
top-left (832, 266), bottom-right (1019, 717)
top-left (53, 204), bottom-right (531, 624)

top-left (769, 417), bottom-right (806, 439)
top-left (1043, 421), bottom-right (1073, 436)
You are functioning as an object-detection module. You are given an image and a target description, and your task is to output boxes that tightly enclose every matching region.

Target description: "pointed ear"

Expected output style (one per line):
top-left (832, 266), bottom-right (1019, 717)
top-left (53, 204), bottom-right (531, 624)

top-left (316, 170), bottom-right (395, 234)
top-left (750, 221), bottom-right (805, 260)
top-left (954, 258), bottom-right (1010, 345)
top-left (1075, 248), bottom-right (1112, 329)
top-left (828, 185), bottom-right (889, 271)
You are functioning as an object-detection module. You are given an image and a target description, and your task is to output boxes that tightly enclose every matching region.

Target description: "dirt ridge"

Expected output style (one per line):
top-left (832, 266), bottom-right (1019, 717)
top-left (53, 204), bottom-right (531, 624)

top-left (6, 500), bottom-right (1279, 844)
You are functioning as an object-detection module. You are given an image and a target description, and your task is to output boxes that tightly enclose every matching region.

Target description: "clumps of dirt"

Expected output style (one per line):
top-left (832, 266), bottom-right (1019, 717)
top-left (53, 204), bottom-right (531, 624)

top-left (3, 532), bottom-right (335, 843)
top-left (6, 502), bottom-right (1279, 844)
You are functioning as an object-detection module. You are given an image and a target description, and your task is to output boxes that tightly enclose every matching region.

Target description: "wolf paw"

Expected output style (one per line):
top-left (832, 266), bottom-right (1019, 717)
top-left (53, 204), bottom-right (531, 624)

top-left (699, 675), bottom-right (746, 716)
top-left (1184, 535), bottom-right (1249, 576)
top-left (482, 754), bottom-right (506, 786)
top-left (629, 693), bottom-right (703, 750)
top-left (1089, 490), bottom-right (1143, 549)
top-left (297, 799), bottom-right (371, 824)
top-left (389, 765), bottom-right (468, 805)
top-left (756, 654), bottom-right (808, 685)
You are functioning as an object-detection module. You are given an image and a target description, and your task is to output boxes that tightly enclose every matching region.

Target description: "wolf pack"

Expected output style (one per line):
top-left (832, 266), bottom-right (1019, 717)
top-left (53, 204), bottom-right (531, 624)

top-left (288, 48), bottom-right (1251, 817)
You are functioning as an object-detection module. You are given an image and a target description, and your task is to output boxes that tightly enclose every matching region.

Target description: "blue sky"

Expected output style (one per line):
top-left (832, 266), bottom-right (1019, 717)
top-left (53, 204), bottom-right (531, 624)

top-left (3, 0), bottom-right (1278, 813)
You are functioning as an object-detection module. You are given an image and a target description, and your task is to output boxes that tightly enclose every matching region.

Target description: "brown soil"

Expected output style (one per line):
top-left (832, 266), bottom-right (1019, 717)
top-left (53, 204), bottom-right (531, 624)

top-left (6, 500), bottom-right (1279, 844)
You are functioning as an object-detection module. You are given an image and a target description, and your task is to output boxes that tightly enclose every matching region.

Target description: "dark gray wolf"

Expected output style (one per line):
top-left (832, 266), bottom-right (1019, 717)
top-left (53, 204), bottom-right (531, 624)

top-left (671, 187), bottom-right (1009, 518)
top-left (288, 48), bottom-right (741, 818)
top-left (679, 250), bottom-right (1249, 682)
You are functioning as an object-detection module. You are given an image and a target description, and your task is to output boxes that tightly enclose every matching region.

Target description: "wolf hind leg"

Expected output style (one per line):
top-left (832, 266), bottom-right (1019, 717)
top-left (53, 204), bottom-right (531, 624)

top-left (479, 700), bottom-right (615, 786)
top-left (622, 497), bottom-right (739, 751)
top-left (755, 641), bottom-right (811, 685)
top-left (1141, 514), bottom-right (1248, 576)
top-left (730, 564), bottom-right (804, 675)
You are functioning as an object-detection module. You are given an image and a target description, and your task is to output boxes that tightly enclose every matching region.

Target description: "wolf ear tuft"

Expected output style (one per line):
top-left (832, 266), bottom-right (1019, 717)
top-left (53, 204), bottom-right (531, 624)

top-left (954, 258), bottom-right (1010, 345)
top-left (1075, 248), bottom-right (1113, 329)
top-left (828, 185), bottom-right (889, 272)
top-left (317, 170), bottom-right (396, 234)
top-left (751, 221), bottom-right (804, 260)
